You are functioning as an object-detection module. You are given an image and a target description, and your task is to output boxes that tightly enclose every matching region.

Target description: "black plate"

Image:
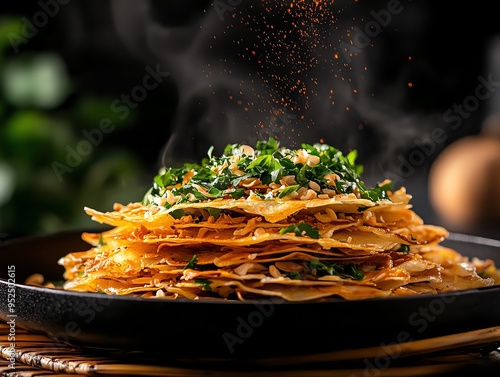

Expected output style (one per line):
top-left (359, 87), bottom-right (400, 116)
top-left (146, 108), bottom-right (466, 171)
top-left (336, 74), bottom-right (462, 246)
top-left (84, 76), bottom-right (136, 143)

top-left (1, 229), bottom-right (500, 360)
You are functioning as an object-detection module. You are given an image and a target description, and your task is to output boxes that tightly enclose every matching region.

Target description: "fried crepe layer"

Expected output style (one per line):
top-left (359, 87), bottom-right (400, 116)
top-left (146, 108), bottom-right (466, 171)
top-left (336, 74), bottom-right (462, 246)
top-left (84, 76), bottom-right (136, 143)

top-left (58, 188), bottom-right (498, 301)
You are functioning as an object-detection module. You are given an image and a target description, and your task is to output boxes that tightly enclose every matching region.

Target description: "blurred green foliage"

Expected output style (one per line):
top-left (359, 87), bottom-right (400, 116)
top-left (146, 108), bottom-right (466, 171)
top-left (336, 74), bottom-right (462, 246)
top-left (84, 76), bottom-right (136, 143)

top-left (0, 16), bottom-right (150, 238)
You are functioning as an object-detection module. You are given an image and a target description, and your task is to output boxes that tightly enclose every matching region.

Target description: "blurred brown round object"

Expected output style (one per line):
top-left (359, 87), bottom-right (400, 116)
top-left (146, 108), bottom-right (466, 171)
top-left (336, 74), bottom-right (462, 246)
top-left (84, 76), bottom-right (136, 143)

top-left (428, 135), bottom-right (500, 231)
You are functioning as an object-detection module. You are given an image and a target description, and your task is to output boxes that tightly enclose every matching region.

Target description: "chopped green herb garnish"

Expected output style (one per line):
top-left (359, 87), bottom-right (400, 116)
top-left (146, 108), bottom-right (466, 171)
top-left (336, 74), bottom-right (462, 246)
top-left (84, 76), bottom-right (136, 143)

top-left (184, 255), bottom-right (198, 270)
top-left (278, 184), bottom-right (300, 198)
top-left (279, 222), bottom-right (320, 239)
top-left (307, 260), bottom-right (364, 280)
top-left (194, 279), bottom-right (212, 291)
top-left (363, 181), bottom-right (393, 201)
top-left (170, 209), bottom-right (185, 219)
top-left (246, 154), bottom-right (284, 184)
top-left (398, 244), bottom-right (411, 253)
top-left (286, 271), bottom-right (302, 280)
top-left (228, 188), bottom-right (247, 199)
top-left (342, 263), bottom-right (365, 281)
top-left (206, 208), bottom-right (222, 219)
top-left (256, 138), bottom-right (280, 154)
top-left (142, 138), bottom-right (394, 208)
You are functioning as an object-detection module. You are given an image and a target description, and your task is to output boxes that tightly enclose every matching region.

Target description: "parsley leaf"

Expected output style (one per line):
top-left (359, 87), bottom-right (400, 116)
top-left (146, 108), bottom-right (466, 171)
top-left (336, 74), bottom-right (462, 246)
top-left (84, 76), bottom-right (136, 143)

top-left (170, 209), bottom-right (185, 219)
top-left (307, 260), bottom-right (364, 280)
top-left (278, 184), bottom-right (300, 198)
top-left (398, 244), bottom-right (411, 253)
top-left (256, 138), bottom-right (279, 154)
top-left (184, 255), bottom-right (198, 270)
top-left (279, 222), bottom-right (320, 239)
top-left (362, 181), bottom-right (393, 201)
top-left (286, 271), bottom-right (302, 280)
top-left (206, 208), bottom-right (222, 219)
top-left (246, 154), bottom-right (284, 184)
top-left (194, 279), bottom-right (212, 291)
top-left (228, 188), bottom-right (247, 199)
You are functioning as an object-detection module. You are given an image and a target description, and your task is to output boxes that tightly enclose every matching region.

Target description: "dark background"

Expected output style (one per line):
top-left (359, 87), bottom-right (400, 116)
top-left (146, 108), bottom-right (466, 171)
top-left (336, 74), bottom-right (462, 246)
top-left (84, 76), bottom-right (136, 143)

top-left (1, 0), bottom-right (499, 239)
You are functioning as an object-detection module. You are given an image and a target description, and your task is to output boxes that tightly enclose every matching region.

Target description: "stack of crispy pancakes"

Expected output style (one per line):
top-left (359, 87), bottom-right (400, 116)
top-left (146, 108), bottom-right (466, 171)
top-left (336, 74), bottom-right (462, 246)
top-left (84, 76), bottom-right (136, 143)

top-left (59, 142), bottom-right (498, 301)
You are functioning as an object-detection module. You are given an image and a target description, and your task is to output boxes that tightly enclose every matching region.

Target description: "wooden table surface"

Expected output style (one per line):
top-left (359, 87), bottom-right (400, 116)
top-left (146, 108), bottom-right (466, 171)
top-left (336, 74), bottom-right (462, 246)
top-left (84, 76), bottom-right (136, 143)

top-left (1, 322), bottom-right (500, 377)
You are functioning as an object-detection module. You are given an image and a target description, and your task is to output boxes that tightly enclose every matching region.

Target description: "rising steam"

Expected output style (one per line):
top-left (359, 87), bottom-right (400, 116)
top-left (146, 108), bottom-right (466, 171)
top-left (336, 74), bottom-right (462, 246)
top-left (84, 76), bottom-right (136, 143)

top-left (110, 0), bottom-right (435, 185)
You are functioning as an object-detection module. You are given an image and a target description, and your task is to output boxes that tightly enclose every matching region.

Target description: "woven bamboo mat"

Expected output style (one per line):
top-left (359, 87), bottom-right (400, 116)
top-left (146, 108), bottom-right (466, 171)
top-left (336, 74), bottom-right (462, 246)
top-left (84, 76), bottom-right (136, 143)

top-left (1, 322), bottom-right (500, 377)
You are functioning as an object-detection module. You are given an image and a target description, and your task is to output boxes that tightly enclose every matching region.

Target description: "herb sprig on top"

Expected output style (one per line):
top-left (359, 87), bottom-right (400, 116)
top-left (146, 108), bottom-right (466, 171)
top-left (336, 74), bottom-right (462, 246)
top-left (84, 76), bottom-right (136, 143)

top-left (142, 138), bottom-right (392, 207)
